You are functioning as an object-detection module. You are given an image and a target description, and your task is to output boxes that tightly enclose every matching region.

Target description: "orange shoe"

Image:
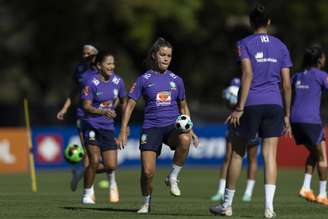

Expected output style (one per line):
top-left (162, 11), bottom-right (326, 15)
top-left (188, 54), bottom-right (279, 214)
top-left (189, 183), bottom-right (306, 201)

top-left (316, 195), bottom-right (328, 206)
top-left (299, 188), bottom-right (316, 202)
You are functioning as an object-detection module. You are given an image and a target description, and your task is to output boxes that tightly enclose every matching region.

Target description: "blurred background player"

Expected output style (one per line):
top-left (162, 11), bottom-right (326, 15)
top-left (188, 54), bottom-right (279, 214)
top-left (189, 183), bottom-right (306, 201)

top-left (56, 44), bottom-right (99, 192)
top-left (80, 51), bottom-right (127, 204)
top-left (291, 45), bottom-right (328, 205)
top-left (209, 4), bottom-right (292, 218)
top-left (210, 77), bottom-right (259, 202)
top-left (117, 37), bottom-right (199, 214)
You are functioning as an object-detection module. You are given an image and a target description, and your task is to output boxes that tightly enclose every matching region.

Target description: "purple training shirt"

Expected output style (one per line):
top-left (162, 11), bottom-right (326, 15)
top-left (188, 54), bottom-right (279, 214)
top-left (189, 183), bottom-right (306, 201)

top-left (291, 68), bottom-right (328, 124)
top-left (237, 33), bottom-right (293, 106)
top-left (81, 73), bottom-right (126, 130)
top-left (129, 70), bottom-right (185, 129)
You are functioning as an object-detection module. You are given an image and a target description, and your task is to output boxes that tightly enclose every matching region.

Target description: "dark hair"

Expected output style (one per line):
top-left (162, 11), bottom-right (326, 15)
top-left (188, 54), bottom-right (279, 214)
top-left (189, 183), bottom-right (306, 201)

top-left (94, 50), bottom-right (114, 65)
top-left (302, 45), bottom-right (324, 69)
top-left (145, 37), bottom-right (173, 68)
top-left (249, 4), bottom-right (269, 29)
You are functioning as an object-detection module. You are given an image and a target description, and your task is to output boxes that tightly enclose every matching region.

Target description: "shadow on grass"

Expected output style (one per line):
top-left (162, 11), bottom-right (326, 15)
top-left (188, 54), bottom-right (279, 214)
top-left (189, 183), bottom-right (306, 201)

top-left (61, 206), bottom-right (255, 217)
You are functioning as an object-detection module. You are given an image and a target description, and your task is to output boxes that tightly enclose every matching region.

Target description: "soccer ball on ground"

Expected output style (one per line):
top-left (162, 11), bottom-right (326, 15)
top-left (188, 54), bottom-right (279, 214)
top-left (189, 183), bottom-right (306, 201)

top-left (175, 114), bottom-right (193, 132)
top-left (64, 144), bottom-right (85, 164)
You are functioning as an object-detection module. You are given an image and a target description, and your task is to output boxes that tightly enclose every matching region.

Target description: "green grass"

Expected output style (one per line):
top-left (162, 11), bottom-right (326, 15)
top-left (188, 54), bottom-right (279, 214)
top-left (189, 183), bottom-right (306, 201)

top-left (0, 167), bottom-right (327, 218)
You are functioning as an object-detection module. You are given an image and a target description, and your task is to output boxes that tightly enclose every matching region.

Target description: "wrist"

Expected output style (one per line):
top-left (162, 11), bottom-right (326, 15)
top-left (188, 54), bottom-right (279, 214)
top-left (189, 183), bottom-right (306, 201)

top-left (234, 106), bottom-right (244, 112)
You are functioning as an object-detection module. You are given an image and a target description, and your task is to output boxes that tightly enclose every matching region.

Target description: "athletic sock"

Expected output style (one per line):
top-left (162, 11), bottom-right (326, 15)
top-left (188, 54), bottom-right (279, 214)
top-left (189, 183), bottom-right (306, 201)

top-left (168, 164), bottom-right (183, 180)
top-left (264, 184), bottom-right (276, 211)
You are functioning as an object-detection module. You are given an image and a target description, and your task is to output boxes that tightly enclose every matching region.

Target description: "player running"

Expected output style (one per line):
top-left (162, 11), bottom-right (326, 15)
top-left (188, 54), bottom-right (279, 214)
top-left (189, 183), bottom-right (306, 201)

top-left (210, 78), bottom-right (259, 202)
top-left (291, 45), bottom-right (328, 205)
top-left (56, 44), bottom-right (98, 192)
top-left (209, 4), bottom-right (292, 218)
top-left (80, 51), bottom-right (126, 204)
top-left (117, 37), bottom-right (199, 214)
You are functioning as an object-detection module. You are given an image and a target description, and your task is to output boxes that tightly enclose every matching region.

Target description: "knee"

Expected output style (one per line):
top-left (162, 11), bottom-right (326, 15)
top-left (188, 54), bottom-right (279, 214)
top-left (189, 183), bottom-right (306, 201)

top-left (179, 134), bottom-right (191, 148)
top-left (89, 158), bottom-right (100, 170)
top-left (104, 163), bottom-right (117, 171)
top-left (143, 168), bottom-right (155, 179)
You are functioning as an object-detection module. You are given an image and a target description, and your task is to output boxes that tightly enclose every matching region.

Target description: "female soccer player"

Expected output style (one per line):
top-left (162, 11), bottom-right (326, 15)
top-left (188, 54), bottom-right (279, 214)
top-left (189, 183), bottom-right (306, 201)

top-left (210, 78), bottom-right (259, 202)
top-left (209, 4), bottom-right (292, 218)
top-left (80, 51), bottom-right (127, 204)
top-left (291, 45), bottom-right (328, 205)
top-left (117, 37), bottom-right (199, 214)
top-left (56, 44), bottom-right (98, 192)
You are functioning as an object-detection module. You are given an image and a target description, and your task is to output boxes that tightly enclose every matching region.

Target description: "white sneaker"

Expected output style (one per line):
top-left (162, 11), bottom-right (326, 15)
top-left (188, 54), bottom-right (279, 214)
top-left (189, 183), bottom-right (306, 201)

top-left (109, 185), bottom-right (119, 203)
top-left (264, 208), bottom-right (276, 218)
top-left (137, 204), bottom-right (151, 214)
top-left (165, 177), bottom-right (181, 197)
top-left (209, 204), bottom-right (233, 216)
top-left (70, 167), bottom-right (84, 191)
top-left (81, 194), bottom-right (95, 204)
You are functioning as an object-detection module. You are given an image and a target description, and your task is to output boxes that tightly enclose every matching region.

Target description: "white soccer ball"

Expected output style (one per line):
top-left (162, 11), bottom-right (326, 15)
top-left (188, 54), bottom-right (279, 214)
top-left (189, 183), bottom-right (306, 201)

top-left (175, 114), bottom-right (193, 132)
top-left (223, 85), bottom-right (239, 105)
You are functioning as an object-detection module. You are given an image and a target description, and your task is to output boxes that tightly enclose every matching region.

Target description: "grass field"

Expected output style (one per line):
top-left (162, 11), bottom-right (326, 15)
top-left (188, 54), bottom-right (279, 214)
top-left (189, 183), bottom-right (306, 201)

top-left (1, 167), bottom-right (328, 218)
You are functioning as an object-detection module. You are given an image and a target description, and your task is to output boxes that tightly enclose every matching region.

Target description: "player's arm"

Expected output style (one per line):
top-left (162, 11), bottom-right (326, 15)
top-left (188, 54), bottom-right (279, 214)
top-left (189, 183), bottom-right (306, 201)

top-left (226, 58), bottom-right (253, 127)
top-left (117, 98), bottom-right (136, 149)
top-left (178, 99), bottom-right (199, 147)
top-left (56, 80), bottom-right (78, 120)
top-left (281, 67), bottom-right (292, 136)
top-left (82, 100), bottom-right (116, 118)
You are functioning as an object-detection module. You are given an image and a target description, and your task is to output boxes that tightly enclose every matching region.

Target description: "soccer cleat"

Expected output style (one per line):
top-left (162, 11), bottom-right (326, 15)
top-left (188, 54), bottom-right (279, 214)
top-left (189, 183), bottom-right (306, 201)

top-left (109, 185), bottom-right (120, 203)
top-left (210, 192), bottom-right (224, 201)
top-left (242, 193), bottom-right (252, 202)
top-left (299, 187), bottom-right (316, 202)
top-left (264, 208), bottom-right (276, 218)
top-left (316, 195), bottom-right (328, 206)
top-left (70, 167), bottom-right (84, 192)
top-left (81, 194), bottom-right (95, 204)
top-left (209, 204), bottom-right (233, 216)
top-left (165, 177), bottom-right (181, 197)
top-left (137, 204), bottom-right (151, 214)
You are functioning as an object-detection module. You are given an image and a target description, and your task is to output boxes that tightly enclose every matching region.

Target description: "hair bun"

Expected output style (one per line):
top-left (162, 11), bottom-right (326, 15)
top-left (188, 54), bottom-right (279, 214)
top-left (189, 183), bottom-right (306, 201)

top-left (256, 4), bottom-right (265, 13)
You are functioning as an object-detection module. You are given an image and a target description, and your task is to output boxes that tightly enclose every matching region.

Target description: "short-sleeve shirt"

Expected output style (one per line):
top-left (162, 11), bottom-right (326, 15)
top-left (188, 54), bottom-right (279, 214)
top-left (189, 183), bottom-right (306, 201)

top-left (81, 73), bottom-right (126, 130)
top-left (236, 33), bottom-right (293, 106)
top-left (128, 70), bottom-right (185, 129)
top-left (291, 68), bottom-right (328, 124)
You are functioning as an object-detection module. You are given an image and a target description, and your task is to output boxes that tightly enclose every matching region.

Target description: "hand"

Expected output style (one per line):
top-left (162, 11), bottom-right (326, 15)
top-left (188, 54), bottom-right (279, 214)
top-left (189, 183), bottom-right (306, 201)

top-left (190, 130), bottom-right (200, 148)
top-left (56, 109), bottom-right (66, 120)
top-left (117, 128), bottom-right (128, 149)
top-left (225, 110), bottom-right (244, 127)
top-left (283, 116), bottom-right (292, 137)
top-left (104, 110), bottom-right (117, 119)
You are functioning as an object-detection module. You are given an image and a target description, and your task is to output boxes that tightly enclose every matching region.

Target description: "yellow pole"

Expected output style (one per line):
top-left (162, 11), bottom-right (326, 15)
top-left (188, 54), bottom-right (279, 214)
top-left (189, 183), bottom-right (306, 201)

top-left (24, 98), bottom-right (37, 192)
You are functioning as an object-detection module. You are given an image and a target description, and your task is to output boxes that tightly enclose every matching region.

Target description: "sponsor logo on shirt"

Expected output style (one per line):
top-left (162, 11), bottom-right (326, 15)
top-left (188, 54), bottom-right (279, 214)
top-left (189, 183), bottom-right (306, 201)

top-left (140, 134), bottom-right (147, 145)
top-left (156, 91), bottom-right (171, 106)
top-left (170, 81), bottom-right (176, 90)
top-left (147, 83), bottom-right (155, 87)
top-left (112, 76), bottom-right (120, 85)
top-left (295, 80), bottom-right (309, 89)
top-left (254, 52), bottom-right (277, 63)
top-left (96, 91), bottom-right (103, 96)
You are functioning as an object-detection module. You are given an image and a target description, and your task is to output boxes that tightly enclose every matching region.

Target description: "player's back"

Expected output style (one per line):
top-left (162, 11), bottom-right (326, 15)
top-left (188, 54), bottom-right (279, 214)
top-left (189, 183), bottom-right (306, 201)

top-left (238, 34), bottom-right (292, 106)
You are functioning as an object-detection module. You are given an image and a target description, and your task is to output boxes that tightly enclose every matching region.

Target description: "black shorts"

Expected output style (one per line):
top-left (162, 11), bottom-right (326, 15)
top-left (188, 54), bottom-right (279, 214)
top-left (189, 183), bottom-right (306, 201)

top-left (234, 104), bottom-right (284, 140)
top-left (291, 123), bottom-right (325, 146)
top-left (226, 125), bottom-right (261, 146)
top-left (139, 124), bottom-right (176, 156)
top-left (83, 125), bottom-right (117, 151)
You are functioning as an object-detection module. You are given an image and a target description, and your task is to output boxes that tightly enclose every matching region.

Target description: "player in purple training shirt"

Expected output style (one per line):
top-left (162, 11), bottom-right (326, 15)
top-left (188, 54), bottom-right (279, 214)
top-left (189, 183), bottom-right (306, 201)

top-left (291, 45), bottom-right (328, 206)
top-left (117, 38), bottom-right (199, 214)
top-left (80, 51), bottom-right (127, 204)
top-left (210, 5), bottom-right (292, 218)
top-left (210, 78), bottom-right (260, 203)
top-left (56, 44), bottom-right (98, 192)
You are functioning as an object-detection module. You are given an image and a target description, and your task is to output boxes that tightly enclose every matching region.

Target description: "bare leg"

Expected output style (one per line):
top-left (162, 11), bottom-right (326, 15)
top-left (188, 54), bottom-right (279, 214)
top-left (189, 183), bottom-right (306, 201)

top-left (140, 151), bottom-right (157, 196)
